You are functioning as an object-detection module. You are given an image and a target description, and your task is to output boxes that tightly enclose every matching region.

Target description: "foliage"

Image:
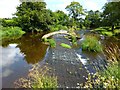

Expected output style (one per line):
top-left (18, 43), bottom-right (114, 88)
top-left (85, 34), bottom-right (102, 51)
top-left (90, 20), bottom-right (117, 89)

top-left (65, 1), bottom-right (85, 28)
top-left (15, 2), bottom-right (54, 32)
top-left (45, 39), bottom-right (56, 48)
top-left (102, 2), bottom-right (120, 31)
top-left (49, 25), bottom-right (68, 32)
top-left (81, 35), bottom-right (102, 52)
top-left (2, 18), bottom-right (18, 27)
top-left (0, 27), bottom-right (25, 41)
top-left (65, 1), bottom-right (84, 21)
top-left (53, 10), bottom-right (69, 26)
top-left (93, 27), bottom-right (120, 36)
top-left (60, 43), bottom-right (72, 49)
top-left (14, 65), bottom-right (58, 88)
top-left (101, 31), bottom-right (113, 36)
top-left (84, 10), bottom-right (102, 28)
top-left (80, 44), bottom-right (120, 89)
top-left (114, 29), bottom-right (120, 35)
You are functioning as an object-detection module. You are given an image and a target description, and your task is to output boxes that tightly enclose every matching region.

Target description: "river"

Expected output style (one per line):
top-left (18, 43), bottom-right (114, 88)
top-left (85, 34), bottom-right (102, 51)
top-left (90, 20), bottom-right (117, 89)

top-left (1, 31), bottom-right (120, 88)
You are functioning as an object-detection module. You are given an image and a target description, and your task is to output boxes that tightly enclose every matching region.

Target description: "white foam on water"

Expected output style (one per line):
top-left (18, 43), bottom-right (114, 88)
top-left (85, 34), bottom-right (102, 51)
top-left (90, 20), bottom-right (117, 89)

top-left (9, 44), bottom-right (17, 47)
top-left (76, 53), bottom-right (87, 65)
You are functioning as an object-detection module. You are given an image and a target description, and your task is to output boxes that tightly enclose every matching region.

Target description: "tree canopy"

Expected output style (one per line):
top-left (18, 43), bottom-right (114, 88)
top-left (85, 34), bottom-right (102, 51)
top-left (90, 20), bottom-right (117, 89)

top-left (15, 2), bottom-right (53, 32)
top-left (102, 2), bottom-right (120, 30)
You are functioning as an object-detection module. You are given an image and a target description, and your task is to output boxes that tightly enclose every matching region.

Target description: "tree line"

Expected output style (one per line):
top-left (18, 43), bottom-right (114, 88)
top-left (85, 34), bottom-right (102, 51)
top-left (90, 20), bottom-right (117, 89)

top-left (1, 1), bottom-right (120, 32)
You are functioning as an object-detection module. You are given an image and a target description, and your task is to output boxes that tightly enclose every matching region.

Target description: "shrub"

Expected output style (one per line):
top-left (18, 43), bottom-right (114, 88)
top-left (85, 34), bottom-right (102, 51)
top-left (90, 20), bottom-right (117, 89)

top-left (81, 35), bottom-right (102, 52)
top-left (0, 27), bottom-right (25, 41)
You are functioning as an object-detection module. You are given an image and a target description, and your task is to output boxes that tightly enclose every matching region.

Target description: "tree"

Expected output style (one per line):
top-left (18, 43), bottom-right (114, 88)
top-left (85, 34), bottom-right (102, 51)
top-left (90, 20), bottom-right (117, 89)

top-left (15, 1), bottom-right (53, 32)
top-left (102, 2), bottom-right (120, 31)
top-left (84, 10), bottom-right (102, 29)
top-left (65, 1), bottom-right (85, 28)
top-left (53, 10), bottom-right (69, 26)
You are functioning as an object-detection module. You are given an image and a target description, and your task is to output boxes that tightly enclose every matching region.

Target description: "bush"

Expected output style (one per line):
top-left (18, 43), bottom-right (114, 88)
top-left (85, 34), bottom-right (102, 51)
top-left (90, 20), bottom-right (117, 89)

top-left (0, 27), bottom-right (25, 41)
top-left (81, 35), bottom-right (102, 52)
top-left (2, 19), bottom-right (17, 27)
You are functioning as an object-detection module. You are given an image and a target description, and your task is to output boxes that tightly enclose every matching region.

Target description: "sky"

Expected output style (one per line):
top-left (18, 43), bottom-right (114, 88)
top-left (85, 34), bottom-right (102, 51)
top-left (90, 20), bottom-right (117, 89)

top-left (0, 0), bottom-right (108, 18)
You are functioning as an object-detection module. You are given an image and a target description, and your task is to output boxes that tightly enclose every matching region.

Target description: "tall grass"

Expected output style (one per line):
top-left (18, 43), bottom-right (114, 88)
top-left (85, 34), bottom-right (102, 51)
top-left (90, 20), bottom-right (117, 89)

top-left (80, 43), bottom-right (120, 89)
top-left (14, 65), bottom-right (58, 88)
top-left (81, 35), bottom-right (102, 52)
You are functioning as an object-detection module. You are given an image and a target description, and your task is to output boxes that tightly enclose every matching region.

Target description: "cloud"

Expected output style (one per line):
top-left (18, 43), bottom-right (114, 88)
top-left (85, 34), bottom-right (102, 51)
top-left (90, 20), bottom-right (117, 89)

top-left (84, 1), bottom-right (98, 11)
top-left (0, 0), bottom-right (20, 18)
top-left (0, 0), bottom-right (107, 18)
top-left (1, 44), bottom-right (22, 68)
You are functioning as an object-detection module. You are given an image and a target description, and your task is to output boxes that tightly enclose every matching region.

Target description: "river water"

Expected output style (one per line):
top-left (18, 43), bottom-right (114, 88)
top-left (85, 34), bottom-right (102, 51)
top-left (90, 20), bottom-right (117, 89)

top-left (0, 31), bottom-right (120, 88)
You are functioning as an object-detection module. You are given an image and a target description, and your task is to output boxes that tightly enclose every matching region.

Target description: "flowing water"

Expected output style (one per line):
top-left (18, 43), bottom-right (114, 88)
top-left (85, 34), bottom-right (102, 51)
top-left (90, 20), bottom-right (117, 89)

top-left (0, 31), bottom-right (120, 88)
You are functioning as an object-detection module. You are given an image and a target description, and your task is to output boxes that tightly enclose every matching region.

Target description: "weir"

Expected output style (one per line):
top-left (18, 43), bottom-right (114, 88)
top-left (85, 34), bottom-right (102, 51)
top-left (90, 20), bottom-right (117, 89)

top-left (43, 33), bottom-right (107, 88)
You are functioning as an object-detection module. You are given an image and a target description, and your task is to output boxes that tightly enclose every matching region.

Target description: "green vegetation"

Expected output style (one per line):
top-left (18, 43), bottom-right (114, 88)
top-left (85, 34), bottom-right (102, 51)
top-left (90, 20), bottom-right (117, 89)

top-left (14, 65), bottom-right (58, 88)
top-left (49, 25), bottom-right (68, 32)
top-left (0, 27), bottom-right (25, 41)
top-left (44, 39), bottom-right (56, 48)
top-left (60, 43), bottom-right (72, 49)
top-left (32, 76), bottom-right (57, 88)
top-left (93, 27), bottom-right (120, 36)
top-left (0, 1), bottom-right (119, 89)
top-left (80, 44), bottom-right (120, 89)
top-left (81, 35), bottom-right (102, 52)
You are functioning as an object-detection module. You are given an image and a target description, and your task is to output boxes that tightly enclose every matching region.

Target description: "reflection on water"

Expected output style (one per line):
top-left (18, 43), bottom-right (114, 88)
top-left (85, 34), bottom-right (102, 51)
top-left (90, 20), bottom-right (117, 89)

top-left (1, 33), bottom-right (48, 88)
top-left (2, 33), bottom-right (48, 64)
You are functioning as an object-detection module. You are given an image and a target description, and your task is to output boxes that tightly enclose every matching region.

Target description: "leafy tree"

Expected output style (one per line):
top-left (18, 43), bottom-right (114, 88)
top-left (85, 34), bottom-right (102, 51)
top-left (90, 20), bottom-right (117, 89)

top-left (84, 10), bottom-right (102, 29)
top-left (65, 1), bottom-right (85, 28)
top-left (53, 10), bottom-right (69, 26)
top-left (65, 1), bottom-right (84, 21)
top-left (102, 2), bottom-right (120, 31)
top-left (15, 1), bottom-right (53, 32)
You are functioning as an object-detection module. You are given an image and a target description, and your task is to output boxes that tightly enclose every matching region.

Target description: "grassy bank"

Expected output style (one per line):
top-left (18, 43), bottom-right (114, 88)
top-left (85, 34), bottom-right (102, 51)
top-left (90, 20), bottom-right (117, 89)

top-left (80, 43), bottom-right (120, 89)
top-left (92, 27), bottom-right (120, 36)
top-left (0, 26), bottom-right (25, 41)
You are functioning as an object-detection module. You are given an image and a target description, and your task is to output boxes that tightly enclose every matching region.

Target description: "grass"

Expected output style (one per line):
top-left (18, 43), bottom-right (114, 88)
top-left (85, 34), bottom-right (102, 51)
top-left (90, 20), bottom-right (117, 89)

top-left (101, 31), bottom-right (113, 36)
top-left (44, 38), bottom-right (56, 48)
top-left (0, 26), bottom-right (25, 41)
top-left (81, 35), bottom-right (102, 52)
top-left (60, 43), bottom-right (72, 49)
top-left (114, 29), bottom-right (120, 35)
top-left (80, 44), bottom-right (120, 89)
top-left (14, 65), bottom-right (58, 88)
top-left (93, 27), bottom-right (120, 36)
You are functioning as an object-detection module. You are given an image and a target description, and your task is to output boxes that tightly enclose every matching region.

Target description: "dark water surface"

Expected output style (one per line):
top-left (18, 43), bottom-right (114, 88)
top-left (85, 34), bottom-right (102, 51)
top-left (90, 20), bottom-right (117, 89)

top-left (1, 32), bottom-right (120, 88)
top-left (1, 33), bottom-right (48, 88)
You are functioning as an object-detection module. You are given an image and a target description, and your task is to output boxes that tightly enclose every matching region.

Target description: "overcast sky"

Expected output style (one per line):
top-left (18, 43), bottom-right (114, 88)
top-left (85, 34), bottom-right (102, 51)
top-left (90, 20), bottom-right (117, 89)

top-left (0, 0), bottom-right (108, 18)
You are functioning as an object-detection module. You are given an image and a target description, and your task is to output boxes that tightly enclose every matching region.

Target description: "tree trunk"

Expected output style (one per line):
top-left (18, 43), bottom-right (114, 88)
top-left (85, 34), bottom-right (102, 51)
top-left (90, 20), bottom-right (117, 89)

top-left (111, 24), bottom-right (114, 33)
